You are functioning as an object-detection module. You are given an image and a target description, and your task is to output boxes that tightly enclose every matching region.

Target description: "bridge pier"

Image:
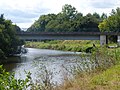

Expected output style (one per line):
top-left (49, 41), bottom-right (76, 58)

top-left (117, 35), bottom-right (120, 47)
top-left (100, 35), bottom-right (107, 46)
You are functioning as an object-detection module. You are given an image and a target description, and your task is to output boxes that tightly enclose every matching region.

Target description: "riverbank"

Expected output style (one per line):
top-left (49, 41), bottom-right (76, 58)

top-left (25, 40), bottom-right (101, 52)
top-left (56, 47), bottom-right (120, 90)
top-left (57, 64), bottom-right (120, 90)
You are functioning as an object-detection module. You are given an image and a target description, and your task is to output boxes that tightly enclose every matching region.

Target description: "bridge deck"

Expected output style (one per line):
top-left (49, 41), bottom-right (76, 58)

top-left (16, 32), bottom-right (120, 35)
top-left (16, 32), bottom-right (120, 41)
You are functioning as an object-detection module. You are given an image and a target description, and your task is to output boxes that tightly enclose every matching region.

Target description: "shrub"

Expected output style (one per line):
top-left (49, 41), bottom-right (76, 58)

top-left (0, 65), bottom-right (31, 90)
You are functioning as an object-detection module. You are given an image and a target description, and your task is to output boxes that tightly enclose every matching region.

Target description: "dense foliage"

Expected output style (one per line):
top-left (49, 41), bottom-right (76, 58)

top-left (28, 4), bottom-right (120, 33)
top-left (27, 4), bottom-right (107, 32)
top-left (0, 14), bottom-right (22, 58)
top-left (99, 7), bottom-right (120, 32)
top-left (0, 65), bottom-right (30, 90)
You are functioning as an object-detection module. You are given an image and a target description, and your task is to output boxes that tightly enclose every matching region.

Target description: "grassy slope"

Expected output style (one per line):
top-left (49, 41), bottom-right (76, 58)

top-left (91, 64), bottom-right (120, 90)
top-left (25, 40), bottom-right (100, 52)
top-left (57, 64), bottom-right (120, 90)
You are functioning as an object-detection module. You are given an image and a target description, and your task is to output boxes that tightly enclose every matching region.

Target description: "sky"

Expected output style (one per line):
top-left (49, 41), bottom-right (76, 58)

top-left (0, 0), bottom-right (119, 29)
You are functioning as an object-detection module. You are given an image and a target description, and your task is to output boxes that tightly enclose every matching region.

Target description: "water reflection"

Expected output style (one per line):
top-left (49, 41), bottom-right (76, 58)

top-left (3, 56), bottom-right (22, 72)
top-left (3, 48), bottom-right (83, 84)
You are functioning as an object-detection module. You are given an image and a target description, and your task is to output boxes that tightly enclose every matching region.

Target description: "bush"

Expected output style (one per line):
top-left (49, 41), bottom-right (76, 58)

top-left (0, 65), bottom-right (31, 90)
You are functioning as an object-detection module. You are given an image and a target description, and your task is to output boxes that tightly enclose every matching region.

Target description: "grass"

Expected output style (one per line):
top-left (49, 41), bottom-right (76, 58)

top-left (25, 40), bottom-right (119, 52)
top-left (55, 47), bottom-right (120, 90)
top-left (56, 64), bottom-right (120, 90)
top-left (91, 64), bottom-right (120, 90)
top-left (25, 40), bottom-right (100, 52)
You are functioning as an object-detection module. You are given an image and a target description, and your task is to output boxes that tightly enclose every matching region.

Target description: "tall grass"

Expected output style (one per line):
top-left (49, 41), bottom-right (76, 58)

top-left (55, 47), bottom-right (120, 90)
top-left (25, 40), bottom-right (100, 52)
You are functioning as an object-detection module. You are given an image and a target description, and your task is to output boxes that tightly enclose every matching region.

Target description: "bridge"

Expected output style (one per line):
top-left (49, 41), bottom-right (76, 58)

top-left (16, 32), bottom-right (120, 46)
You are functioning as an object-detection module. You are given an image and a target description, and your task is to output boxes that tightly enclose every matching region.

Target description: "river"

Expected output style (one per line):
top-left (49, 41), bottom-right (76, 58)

top-left (3, 48), bottom-right (87, 84)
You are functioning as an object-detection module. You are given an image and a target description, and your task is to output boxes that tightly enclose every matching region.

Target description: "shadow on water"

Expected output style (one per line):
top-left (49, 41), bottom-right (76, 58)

top-left (2, 55), bottom-right (28, 72)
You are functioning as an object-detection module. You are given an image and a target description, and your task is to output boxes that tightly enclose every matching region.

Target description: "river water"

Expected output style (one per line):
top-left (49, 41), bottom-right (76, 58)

top-left (3, 48), bottom-right (87, 84)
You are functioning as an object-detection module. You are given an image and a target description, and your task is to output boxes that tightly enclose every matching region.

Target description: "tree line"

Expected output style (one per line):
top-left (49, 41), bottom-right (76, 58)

top-left (0, 14), bottom-right (22, 59)
top-left (27, 4), bottom-right (120, 33)
top-left (27, 4), bottom-right (105, 32)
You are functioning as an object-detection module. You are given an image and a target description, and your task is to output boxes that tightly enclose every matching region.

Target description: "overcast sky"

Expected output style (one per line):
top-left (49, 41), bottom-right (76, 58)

top-left (0, 0), bottom-right (119, 28)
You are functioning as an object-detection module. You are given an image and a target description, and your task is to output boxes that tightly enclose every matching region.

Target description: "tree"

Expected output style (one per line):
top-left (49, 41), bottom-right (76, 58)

top-left (12, 24), bottom-right (21, 32)
top-left (0, 14), bottom-right (22, 57)
top-left (76, 13), bottom-right (100, 32)
top-left (27, 14), bottom-right (57, 32)
top-left (61, 4), bottom-right (78, 21)
top-left (98, 8), bottom-right (120, 42)
top-left (93, 12), bottom-right (100, 19)
top-left (101, 13), bottom-right (107, 20)
top-left (99, 7), bottom-right (120, 32)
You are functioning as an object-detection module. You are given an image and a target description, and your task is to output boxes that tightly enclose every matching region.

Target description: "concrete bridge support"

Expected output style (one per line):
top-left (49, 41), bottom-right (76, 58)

top-left (100, 35), bottom-right (107, 46)
top-left (117, 35), bottom-right (120, 47)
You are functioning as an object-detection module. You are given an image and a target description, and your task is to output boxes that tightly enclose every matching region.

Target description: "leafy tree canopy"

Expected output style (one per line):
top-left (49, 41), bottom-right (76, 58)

top-left (0, 14), bottom-right (22, 58)
top-left (99, 7), bottom-right (120, 32)
top-left (27, 5), bottom-right (120, 33)
top-left (27, 4), bottom-right (102, 32)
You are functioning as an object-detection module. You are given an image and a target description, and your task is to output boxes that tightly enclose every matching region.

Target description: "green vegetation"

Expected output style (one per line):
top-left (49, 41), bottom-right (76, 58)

top-left (99, 7), bottom-right (120, 32)
top-left (25, 40), bottom-right (118, 53)
top-left (0, 65), bottom-right (31, 90)
top-left (25, 40), bottom-right (100, 52)
top-left (27, 4), bottom-right (106, 32)
top-left (91, 65), bottom-right (120, 90)
top-left (55, 47), bottom-right (120, 90)
top-left (27, 4), bottom-right (120, 33)
top-left (0, 14), bottom-right (22, 59)
top-left (98, 7), bottom-right (120, 42)
top-left (58, 65), bottom-right (120, 90)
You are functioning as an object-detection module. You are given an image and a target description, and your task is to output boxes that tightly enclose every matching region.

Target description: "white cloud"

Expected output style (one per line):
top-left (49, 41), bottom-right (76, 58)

top-left (0, 0), bottom-right (119, 28)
